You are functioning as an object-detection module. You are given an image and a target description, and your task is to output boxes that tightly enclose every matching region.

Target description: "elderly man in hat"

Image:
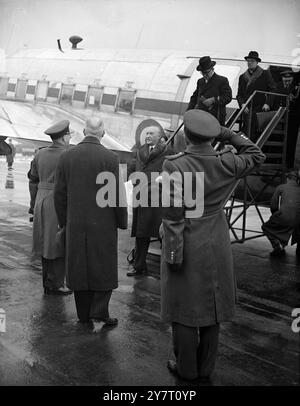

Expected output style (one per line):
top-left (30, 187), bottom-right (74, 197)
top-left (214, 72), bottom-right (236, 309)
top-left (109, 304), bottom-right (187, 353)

top-left (275, 70), bottom-right (300, 168)
top-left (54, 116), bottom-right (127, 332)
top-left (29, 119), bottom-right (73, 295)
top-left (237, 51), bottom-right (276, 141)
top-left (187, 56), bottom-right (232, 125)
top-left (160, 110), bottom-right (265, 382)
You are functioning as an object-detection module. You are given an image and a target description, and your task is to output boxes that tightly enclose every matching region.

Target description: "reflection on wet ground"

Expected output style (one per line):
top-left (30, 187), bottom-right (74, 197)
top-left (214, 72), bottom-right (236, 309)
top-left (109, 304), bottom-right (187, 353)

top-left (0, 159), bottom-right (299, 386)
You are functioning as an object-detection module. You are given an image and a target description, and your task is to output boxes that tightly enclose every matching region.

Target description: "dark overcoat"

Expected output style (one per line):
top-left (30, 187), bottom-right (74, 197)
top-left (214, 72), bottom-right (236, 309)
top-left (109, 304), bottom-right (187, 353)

top-left (160, 134), bottom-right (265, 327)
top-left (237, 67), bottom-right (276, 111)
top-left (187, 73), bottom-right (232, 125)
top-left (129, 141), bottom-right (171, 238)
top-left (262, 180), bottom-right (300, 245)
top-left (54, 136), bottom-right (128, 291)
top-left (30, 142), bottom-right (68, 259)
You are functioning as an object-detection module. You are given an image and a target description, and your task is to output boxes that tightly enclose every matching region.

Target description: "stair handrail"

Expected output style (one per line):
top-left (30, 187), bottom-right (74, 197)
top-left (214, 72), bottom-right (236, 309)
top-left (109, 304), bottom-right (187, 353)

top-left (228, 90), bottom-right (289, 130)
top-left (256, 106), bottom-right (287, 148)
top-left (220, 104), bottom-right (288, 208)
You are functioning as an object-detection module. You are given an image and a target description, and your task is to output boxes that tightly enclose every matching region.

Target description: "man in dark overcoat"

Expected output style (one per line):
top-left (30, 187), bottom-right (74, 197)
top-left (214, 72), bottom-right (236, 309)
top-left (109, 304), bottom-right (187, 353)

top-left (54, 117), bottom-right (128, 332)
top-left (30, 120), bottom-right (73, 295)
top-left (126, 126), bottom-right (171, 277)
top-left (187, 56), bottom-right (232, 125)
top-left (160, 110), bottom-right (265, 382)
top-left (237, 51), bottom-right (276, 141)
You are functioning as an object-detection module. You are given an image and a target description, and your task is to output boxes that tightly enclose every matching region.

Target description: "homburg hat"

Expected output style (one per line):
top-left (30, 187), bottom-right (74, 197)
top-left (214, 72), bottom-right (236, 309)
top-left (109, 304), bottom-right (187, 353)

top-left (244, 51), bottom-right (261, 62)
top-left (196, 56), bottom-right (216, 72)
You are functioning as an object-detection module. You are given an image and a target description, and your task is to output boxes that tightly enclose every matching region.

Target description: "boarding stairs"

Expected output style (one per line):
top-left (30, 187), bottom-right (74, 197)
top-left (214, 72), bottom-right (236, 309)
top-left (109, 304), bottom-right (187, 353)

top-left (220, 90), bottom-right (290, 243)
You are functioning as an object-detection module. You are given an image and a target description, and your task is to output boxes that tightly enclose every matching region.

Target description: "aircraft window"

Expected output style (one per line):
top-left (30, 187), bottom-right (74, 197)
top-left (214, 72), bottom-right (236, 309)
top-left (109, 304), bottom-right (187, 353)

top-left (15, 78), bottom-right (28, 99)
top-left (35, 79), bottom-right (49, 102)
top-left (0, 76), bottom-right (9, 97)
top-left (85, 85), bottom-right (104, 109)
top-left (59, 83), bottom-right (75, 105)
top-left (115, 88), bottom-right (136, 114)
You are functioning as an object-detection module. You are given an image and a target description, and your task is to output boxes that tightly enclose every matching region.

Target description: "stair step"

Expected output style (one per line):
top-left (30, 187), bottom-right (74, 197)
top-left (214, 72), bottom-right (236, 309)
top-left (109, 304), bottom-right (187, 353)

top-left (261, 164), bottom-right (285, 169)
top-left (265, 153), bottom-right (283, 158)
top-left (264, 142), bottom-right (284, 146)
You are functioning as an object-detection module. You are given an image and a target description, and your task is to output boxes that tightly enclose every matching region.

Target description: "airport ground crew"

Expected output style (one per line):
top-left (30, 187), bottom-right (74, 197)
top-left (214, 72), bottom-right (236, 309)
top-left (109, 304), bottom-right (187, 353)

top-left (160, 110), bottom-right (265, 382)
top-left (29, 120), bottom-right (72, 295)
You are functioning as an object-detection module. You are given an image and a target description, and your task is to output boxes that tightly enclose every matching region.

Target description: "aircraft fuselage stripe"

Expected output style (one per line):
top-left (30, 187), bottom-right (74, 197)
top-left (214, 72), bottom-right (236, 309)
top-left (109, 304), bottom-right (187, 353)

top-left (1, 82), bottom-right (236, 117)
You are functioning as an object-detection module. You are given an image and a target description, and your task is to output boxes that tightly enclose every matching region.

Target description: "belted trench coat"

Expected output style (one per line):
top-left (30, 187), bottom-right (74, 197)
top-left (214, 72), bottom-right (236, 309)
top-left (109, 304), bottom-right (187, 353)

top-left (160, 134), bottom-right (265, 327)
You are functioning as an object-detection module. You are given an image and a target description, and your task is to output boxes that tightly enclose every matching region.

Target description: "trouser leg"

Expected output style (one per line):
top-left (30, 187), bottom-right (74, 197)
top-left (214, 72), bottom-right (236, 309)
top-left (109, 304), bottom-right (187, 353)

top-left (74, 291), bottom-right (94, 322)
top-left (197, 324), bottom-right (220, 377)
top-left (134, 237), bottom-right (150, 272)
top-left (42, 257), bottom-right (65, 290)
top-left (171, 322), bottom-right (199, 380)
top-left (89, 290), bottom-right (112, 320)
top-left (266, 233), bottom-right (283, 249)
top-left (41, 257), bottom-right (48, 289)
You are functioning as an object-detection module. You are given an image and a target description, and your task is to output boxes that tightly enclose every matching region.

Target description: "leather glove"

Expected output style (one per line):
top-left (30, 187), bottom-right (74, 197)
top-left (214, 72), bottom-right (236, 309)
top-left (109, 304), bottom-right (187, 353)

top-left (215, 126), bottom-right (236, 142)
top-left (262, 104), bottom-right (270, 112)
top-left (202, 97), bottom-right (215, 107)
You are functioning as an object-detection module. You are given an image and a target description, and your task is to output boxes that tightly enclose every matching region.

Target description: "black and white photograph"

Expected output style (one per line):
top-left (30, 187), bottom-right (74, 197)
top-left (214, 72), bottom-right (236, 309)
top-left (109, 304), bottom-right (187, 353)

top-left (0, 0), bottom-right (299, 392)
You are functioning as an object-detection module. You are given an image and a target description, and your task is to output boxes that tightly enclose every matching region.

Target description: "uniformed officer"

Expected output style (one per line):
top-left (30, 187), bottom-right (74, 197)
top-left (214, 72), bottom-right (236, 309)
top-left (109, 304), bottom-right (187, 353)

top-left (275, 70), bottom-right (300, 168)
top-left (160, 110), bottom-right (265, 382)
top-left (29, 120), bottom-right (73, 295)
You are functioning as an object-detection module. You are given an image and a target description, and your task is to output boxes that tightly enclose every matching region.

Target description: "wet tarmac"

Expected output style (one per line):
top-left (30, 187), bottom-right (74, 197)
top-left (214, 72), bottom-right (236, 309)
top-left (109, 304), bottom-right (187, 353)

top-left (0, 158), bottom-right (299, 386)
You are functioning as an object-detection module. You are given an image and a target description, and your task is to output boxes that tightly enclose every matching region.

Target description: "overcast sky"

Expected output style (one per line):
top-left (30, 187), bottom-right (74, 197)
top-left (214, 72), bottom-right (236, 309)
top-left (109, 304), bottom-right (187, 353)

top-left (0, 0), bottom-right (299, 60)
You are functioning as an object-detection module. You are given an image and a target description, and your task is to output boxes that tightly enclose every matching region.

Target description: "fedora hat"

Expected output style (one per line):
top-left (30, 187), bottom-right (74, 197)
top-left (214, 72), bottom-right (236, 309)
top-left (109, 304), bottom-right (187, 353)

top-left (196, 56), bottom-right (216, 72)
top-left (184, 110), bottom-right (221, 141)
top-left (244, 51), bottom-right (261, 62)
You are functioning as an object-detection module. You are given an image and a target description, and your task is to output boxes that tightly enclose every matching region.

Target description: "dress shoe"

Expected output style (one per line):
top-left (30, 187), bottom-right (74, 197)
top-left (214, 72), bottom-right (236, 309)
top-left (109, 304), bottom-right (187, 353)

top-left (102, 317), bottom-right (118, 326)
top-left (270, 248), bottom-right (286, 257)
top-left (44, 287), bottom-right (73, 295)
top-left (167, 360), bottom-right (199, 382)
top-left (91, 317), bottom-right (118, 327)
top-left (126, 267), bottom-right (146, 277)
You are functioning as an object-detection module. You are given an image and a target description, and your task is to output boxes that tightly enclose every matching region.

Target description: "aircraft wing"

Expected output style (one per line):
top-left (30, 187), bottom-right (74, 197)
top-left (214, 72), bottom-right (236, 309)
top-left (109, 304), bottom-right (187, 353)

top-left (0, 99), bottom-right (131, 153)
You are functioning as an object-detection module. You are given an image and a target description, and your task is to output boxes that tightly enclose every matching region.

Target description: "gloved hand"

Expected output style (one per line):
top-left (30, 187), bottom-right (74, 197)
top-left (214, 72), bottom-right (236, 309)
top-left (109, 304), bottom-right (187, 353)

top-left (202, 97), bottom-right (215, 107)
top-left (216, 126), bottom-right (236, 142)
top-left (241, 104), bottom-right (249, 114)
